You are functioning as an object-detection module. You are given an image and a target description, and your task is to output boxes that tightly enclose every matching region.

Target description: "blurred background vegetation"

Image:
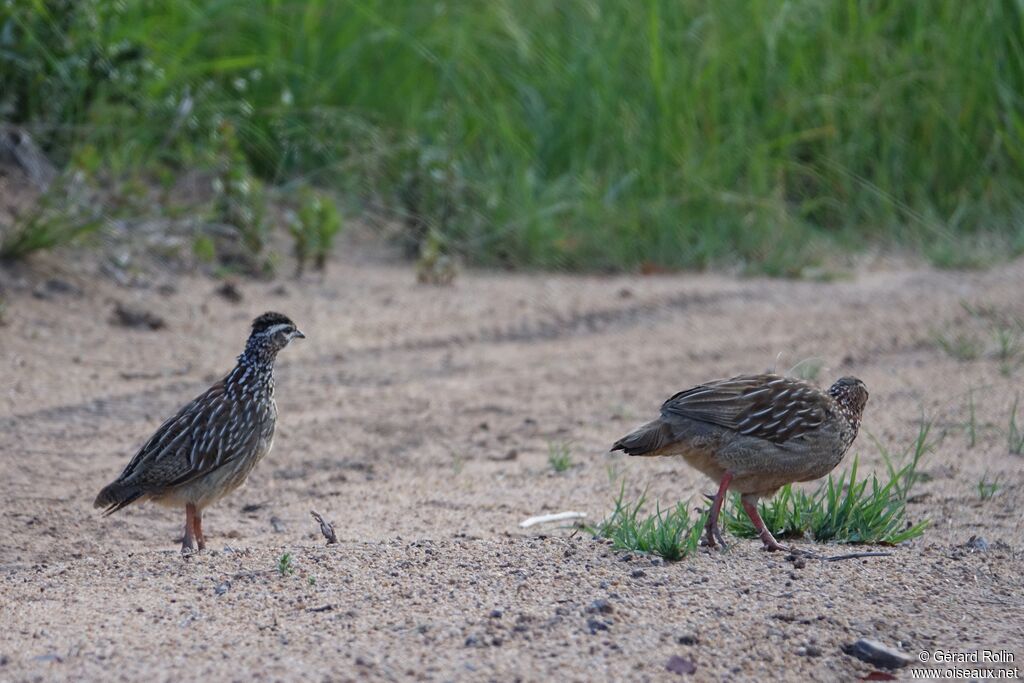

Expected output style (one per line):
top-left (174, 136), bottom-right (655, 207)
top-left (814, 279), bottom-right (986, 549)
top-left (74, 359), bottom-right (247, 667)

top-left (2, 0), bottom-right (1023, 275)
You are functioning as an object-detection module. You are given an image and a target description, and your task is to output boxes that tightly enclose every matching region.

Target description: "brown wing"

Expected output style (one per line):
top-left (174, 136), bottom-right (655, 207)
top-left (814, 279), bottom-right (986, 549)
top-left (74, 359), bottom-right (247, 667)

top-left (660, 374), bottom-right (830, 444)
top-left (112, 379), bottom-right (266, 492)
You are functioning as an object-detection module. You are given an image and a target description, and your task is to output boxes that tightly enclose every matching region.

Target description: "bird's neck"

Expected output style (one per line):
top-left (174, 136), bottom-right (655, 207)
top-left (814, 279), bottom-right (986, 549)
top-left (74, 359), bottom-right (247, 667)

top-left (226, 339), bottom-right (278, 399)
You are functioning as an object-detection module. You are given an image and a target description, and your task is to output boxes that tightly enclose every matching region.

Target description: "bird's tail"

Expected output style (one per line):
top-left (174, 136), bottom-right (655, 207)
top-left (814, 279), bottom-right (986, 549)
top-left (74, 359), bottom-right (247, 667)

top-left (94, 480), bottom-right (144, 515)
top-left (611, 419), bottom-right (673, 456)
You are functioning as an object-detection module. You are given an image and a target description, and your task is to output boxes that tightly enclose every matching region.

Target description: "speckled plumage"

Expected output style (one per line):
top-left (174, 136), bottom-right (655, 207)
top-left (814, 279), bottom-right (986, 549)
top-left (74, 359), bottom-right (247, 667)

top-left (612, 373), bottom-right (868, 551)
top-left (95, 312), bottom-right (304, 552)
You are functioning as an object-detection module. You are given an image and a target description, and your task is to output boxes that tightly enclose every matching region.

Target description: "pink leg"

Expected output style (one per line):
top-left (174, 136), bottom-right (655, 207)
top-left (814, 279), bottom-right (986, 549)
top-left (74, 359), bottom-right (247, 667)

top-left (182, 503), bottom-right (198, 554)
top-left (194, 508), bottom-right (206, 551)
top-left (741, 495), bottom-right (787, 552)
top-left (703, 472), bottom-right (734, 549)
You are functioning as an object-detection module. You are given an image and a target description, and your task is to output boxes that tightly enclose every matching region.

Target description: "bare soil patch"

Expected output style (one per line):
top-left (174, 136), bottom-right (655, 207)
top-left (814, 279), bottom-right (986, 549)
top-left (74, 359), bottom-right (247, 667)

top-left (1, 252), bottom-right (1022, 681)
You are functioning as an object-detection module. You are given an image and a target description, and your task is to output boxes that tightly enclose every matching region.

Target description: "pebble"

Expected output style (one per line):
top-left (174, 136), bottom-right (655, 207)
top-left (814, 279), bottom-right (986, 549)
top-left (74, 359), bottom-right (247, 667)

top-left (842, 638), bottom-right (912, 669)
top-left (964, 535), bottom-right (989, 552)
top-left (587, 618), bottom-right (609, 634)
top-left (586, 599), bottom-right (613, 614)
top-left (666, 655), bottom-right (696, 675)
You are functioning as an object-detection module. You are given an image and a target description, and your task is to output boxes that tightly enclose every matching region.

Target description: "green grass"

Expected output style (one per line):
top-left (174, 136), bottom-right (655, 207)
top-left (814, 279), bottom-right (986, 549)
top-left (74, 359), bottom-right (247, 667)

top-left (977, 473), bottom-right (1002, 501)
top-left (277, 552), bottom-right (294, 576)
top-left (934, 330), bottom-right (983, 361)
top-left (966, 389), bottom-right (977, 449)
top-left (0, 176), bottom-right (104, 260)
top-left (4, 1), bottom-right (1024, 271)
top-left (547, 441), bottom-right (573, 473)
top-left (1008, 396), bottom-right (1024, 455)
top-left (288, 188), bottom-right (343, 277)
top-left (723, 456), bottom-right (928, 545)
top-left (590, 485), bottom-right (705, 561)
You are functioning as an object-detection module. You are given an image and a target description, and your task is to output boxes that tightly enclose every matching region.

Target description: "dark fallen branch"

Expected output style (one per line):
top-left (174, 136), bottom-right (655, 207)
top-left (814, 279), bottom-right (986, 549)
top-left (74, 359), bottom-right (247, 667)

top-left (824, 551), bottom-right (893, 562)
top-left (310, 510), bottom-right (338, 545)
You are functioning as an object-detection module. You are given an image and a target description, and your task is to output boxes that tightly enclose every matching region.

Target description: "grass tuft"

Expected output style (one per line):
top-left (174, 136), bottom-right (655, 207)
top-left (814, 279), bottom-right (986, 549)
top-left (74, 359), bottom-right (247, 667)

top-left (547, 441), bottom-right (573, 473)
top-left (724, 456), bottom-right (928, 545)
top-left (0, 176), bottom-right (103, 260)
top-left (277, 552), bottom-right (294, 576)
top-left (288, 188), bottom-right (343, 277)
top-left (977, 473), bottom-right (1001, 501)
top-left (1008, 395), bottom-right (1024, 455)
top-left (590, 485), bottom-right (704, 562)
top-left (934, 330), bottom-right (983, 361)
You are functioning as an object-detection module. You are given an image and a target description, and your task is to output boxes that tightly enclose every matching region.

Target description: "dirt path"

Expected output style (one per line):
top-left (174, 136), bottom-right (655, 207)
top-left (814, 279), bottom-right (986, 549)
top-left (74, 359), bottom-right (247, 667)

top-left (1, 253), bottom-right (1022, 681)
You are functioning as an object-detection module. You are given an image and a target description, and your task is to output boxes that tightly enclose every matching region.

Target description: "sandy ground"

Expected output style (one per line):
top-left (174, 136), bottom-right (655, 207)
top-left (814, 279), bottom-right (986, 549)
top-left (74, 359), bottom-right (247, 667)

top-left (1, 249), bottom-right (1023, 681)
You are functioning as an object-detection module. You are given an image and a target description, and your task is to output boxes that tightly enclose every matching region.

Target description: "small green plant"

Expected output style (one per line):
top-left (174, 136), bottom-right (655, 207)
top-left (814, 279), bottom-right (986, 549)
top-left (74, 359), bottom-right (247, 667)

top-left (1008, 395), bottom-right (1024, 455)
top-left (993, 325), bottom-right (1022, 361)
top-left (307, 576), bottom-right (317, 586)
top-left (878, 418), bottom-right (935, 499)
top-left (0, 177), bottom-right (103, 260)
top-left (724, 456), bottom-right (928, 545)
top-left (277, 552), bottom-right (294, 576)
top-left (993, 324), bottom-right (1023, 376)
top-left (288, 188), bottom-right (343, 276)
top-left (547, 441), bottom-right (573, 473)
top-left (977, 473), bottom-right (1001, 501)
top-left (723, 485), bottom-right (814, 541)
top-left (211, 121), bottom-right (269, 274)
top-left (416, 230), bottom-right (457, 285)
top-left (788, 358), bottom-right (824, 383)
top-left (590, 485), bottom-right (705, 561)
top-left (192, 234), bottom-right (217, 263)
top-left (934, 330), bottom-right (983, 361)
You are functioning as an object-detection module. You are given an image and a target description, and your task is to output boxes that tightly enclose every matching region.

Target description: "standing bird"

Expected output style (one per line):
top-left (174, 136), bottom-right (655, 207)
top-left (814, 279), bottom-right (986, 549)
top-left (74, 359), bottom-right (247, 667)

top-left (95, 312), bottom-right (305, 553)
top-left (612, 374), bottom-right (868, 552)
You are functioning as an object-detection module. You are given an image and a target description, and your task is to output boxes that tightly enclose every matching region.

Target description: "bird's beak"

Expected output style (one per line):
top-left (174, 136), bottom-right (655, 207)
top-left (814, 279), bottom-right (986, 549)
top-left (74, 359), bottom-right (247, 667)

top-left (292, 329), bottom-right (306, 340)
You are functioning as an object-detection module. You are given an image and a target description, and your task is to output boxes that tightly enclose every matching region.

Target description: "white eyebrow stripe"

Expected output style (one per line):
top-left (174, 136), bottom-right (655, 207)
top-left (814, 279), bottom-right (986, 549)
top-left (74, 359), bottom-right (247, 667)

top-left (262, 323), bottom-right (292, 336)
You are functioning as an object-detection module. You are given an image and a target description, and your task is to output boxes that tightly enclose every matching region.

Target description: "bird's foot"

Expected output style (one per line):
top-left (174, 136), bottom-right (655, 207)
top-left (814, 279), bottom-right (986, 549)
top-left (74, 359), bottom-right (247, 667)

top-left (702, 521), bottom-right (729, 551)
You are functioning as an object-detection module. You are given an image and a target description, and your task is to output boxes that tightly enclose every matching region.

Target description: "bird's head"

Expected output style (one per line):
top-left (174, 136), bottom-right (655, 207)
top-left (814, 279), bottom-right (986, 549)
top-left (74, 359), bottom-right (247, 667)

top-left (249, 311), bottom-right (305, 354)
top-left (829, 376), bottom-right (868, 428)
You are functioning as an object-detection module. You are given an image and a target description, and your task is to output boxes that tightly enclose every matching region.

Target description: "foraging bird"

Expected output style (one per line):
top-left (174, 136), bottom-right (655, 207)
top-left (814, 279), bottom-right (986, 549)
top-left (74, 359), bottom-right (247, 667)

top-left (611, 374), bottom-right (868, 551)
top-left (95, 312), bottom-right (305, 552)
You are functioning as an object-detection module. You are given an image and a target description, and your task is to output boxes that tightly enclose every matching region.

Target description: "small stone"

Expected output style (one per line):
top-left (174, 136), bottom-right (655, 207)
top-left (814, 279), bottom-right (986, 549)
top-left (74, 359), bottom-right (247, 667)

top-left (110, 303), bottom-right (166, 330)
top-left (586, 599), bottom-right (613, 614)
top-left (214, 280), bottom-right (243, 303)
top-left (796, 645), bottom-right (822, 657)
top-left (489, 609), bottom-right (503, 619)
top-left (666, 655), bottom-right (697, 675)
top-left (464, 635), bottom-right (480, 647)
top-left (843, 638), bottom-right (913, 669)
top-left (793, 558), bottom-right (807, 569)
top-left (964, 535), bottom-right (990, 552)
top-left (631, 569), bottom-right (646, 578)
top-left (214, 581), bottom-right (230, 596)
top-left (587, 618), bottom-right (609, 634)
top-left (677, 634), bottom-right (699, 646)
